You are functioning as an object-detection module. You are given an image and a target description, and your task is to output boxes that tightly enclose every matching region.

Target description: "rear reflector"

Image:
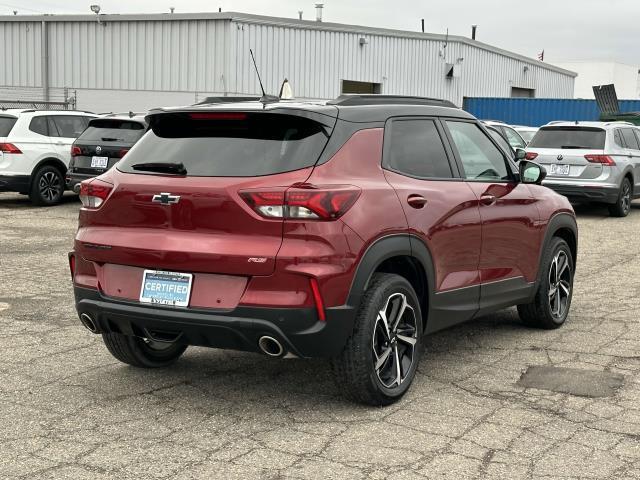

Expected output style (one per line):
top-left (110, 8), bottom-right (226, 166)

top-left (71, 145), bottom-right (82, 157)
top-left (309, 278), bottom-right (326, 322)
top-left (68, 253), bottom-right (76, 279)
top-left (79, 179), bottom-right (113, 209)
top-left (524, 152), bottom-right (538, 160)
top-left (189, 112), bottom-right (247, 120)
top-left (240, 186), bottom-right (361, 220)
top-left (585, 154), bottom-right (615, 166)
top-left (0, 143), bottom-right (22, 154)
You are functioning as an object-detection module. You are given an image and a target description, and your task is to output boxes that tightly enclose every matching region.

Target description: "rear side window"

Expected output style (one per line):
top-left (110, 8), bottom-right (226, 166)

top-left (529, 127), bottom-right (606, 149)
top-left (385, 119), bottom-right (453, 179)
top-left (29, 116), bottom-right (49, 136)
top-left (621, 128), bottom-right (640, 150)
top-left (49, 116), bottom-right (90, 138)
top-left (78, 119), bottom-right (146, 143)
top-left (614, 129), bottom-right (625, 148)
top-left (0, 116), bottom-right (17, 136)
top-left (118, 112), bottom-right (330, 177)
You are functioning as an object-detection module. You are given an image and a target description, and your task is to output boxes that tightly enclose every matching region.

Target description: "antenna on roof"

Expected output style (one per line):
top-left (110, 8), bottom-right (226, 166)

top-left (249, 49), bottom-right (279, 106)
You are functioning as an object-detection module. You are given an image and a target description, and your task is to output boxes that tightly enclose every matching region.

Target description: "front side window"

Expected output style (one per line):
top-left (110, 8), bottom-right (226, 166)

top-left (385, 119), bottom-right (453, 179)
top-left (446, 121), bottom-right (510, 181)
top-left (503, 126), bottom-right (526, 149)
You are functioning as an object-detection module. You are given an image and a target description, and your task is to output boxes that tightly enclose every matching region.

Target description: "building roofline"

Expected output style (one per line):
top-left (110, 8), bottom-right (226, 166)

top-left (0, 11), bottom-right (576, 77)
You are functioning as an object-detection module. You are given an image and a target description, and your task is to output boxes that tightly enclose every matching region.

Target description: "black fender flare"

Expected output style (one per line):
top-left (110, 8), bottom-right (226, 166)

top-left (346, 234), bottom-right (436, 312)
top-left (535, 212), bottom-right (578, 287)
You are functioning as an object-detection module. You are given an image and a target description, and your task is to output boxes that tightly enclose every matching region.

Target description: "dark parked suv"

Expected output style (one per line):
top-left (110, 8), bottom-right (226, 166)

top-left (66, 114), bottom-right (147, 192)
top-left (70, 95), bottom-right (578, 405)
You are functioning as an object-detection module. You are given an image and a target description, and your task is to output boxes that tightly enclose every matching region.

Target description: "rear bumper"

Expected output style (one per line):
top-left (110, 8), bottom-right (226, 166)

top-left (66, 172), bottom-right (95, 193)
top-left (73, 286), bottom-right (356, 358)
top-left (0, 174), bottom-right (30, 193)
top-left (543, 182), bottom-right (619, 204)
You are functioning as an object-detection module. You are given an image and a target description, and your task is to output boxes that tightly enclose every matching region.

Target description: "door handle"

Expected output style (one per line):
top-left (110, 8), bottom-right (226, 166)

top-left (407, 194), bottom-right (428, 208)
top-left (479, 194), bottom-right (497, 206)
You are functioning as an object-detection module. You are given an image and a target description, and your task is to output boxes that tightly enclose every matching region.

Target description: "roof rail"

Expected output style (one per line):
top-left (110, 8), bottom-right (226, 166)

top-left (604, 121), bottom-right (634, 126)
top-left (195, 96), bottom-right (260, 105)
top-left (327, 94), bottom-right (457, 108)
top-left (482, 119), bottom-right (506, 124)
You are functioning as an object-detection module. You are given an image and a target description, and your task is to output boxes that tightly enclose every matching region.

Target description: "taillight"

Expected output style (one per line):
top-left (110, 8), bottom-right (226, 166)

top-left (0, 143), bottom-right (22, 154)
top-left (118, 148), bottom-right (130, 158)
top-left (79, 179), bottom-right (113, 209)
top-left (71, 145), bottom-right (82, 157)
top-left (240, 186), bottom-right (361, 220)
top-left (585, 154), bottom-right (615, 166)
top-left (524, 152), bottom-right (538, 160)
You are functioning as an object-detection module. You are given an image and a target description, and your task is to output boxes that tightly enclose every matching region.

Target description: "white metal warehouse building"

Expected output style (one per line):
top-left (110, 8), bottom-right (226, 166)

top-left (0, 11), bottom-right (576, 112)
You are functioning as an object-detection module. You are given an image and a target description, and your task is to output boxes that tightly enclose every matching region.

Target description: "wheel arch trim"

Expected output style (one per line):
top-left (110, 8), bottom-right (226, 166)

top-left (346, 234), bottom-right (436, 311)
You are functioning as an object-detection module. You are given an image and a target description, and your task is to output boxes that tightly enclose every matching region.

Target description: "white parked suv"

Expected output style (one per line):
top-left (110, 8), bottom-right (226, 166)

top-left (525, 121), bottom-right (640, 217)
top-left (0, 109), bottom-right (96, 205)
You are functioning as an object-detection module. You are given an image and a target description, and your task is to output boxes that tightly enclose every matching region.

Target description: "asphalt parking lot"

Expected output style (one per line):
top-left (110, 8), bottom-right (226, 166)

top-left (1, 192), bottom-right (639, 480)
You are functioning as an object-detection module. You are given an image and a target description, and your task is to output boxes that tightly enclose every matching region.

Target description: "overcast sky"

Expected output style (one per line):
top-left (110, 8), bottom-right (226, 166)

top-left (2, 0), bottom-right (639, 65)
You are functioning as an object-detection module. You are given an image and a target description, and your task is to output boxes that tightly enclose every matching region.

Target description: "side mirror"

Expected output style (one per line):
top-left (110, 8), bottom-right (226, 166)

top-left (515, 148), bottom-right (526, 161)
top-left (519, 161), bottom-right (547, 185)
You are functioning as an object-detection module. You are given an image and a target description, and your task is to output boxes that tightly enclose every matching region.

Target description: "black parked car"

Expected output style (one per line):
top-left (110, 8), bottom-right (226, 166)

top-left (66, 114), bottom-right (148, 192)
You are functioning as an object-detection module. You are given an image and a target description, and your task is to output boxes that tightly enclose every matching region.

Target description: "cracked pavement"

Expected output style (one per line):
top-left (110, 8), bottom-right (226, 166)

top-left (1, 191), bottom-right (639, 479)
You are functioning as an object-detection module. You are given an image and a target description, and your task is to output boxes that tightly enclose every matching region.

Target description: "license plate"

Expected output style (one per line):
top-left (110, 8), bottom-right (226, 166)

top-left (139, 270), bottom-right (193, 307)
top-left (91, 156), bottom-right (109, 168)
top-left (549, 164), bottom-right (570, 175)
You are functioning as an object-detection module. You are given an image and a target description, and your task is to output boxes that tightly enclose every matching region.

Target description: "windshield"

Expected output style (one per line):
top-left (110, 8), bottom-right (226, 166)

top-left (77, 119), bottom-right (146, 143)
top-left (118, 112), bottom-right (330, 177)
top-left (529, 127), bottom-right (605, 149)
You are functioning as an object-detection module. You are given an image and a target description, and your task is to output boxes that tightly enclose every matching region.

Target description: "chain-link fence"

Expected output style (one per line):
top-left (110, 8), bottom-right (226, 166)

top-left (0, 86), bottom-right (76, 110)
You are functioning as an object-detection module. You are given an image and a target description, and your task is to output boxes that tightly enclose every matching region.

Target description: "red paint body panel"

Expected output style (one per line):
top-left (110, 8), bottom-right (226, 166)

top-left (382, 171), bottom-right (482, 292)
top-left (465, 182), bottom-right (542, 283)
top-left (76, 168), bottom-right (313, 276)
top-left (97, 263), bottom-right (248, 309)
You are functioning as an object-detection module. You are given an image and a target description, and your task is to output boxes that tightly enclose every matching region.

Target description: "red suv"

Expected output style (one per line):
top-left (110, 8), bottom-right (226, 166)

top-left (70, 95), bottom-right (578, 405)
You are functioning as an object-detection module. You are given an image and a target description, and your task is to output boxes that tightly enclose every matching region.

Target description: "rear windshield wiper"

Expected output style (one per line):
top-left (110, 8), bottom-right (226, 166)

top-left (101, 137), bottom-right (124, 142)
top-left (560, 145), bottom-right (591, 149)
top-left (131, 162), bottom-right (187, 175)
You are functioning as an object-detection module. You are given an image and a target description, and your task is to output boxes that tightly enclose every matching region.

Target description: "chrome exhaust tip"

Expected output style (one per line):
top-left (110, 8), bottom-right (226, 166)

top-left (79, 313), bottom-right (99, 333)
top-left (258, 336), bottom-right (285, 357)
top-left (72, 183), bottom-right (81, 194)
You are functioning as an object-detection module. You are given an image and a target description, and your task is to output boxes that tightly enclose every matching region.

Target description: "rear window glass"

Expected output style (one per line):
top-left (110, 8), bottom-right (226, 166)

top-left (118, 112), bottom-right (330, 177)
top-left (528, 127), bottom-right (605, 149)
top-left (78, 119), bottom-right (146, 143)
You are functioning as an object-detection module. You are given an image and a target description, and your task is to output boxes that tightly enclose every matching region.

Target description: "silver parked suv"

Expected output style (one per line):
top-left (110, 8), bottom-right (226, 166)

top-left (525, 121), bottom-right (640, 217)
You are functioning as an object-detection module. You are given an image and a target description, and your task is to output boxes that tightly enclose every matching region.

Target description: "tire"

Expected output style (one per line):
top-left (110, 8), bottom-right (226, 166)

top-left (608, 177), bottom-right (632, 217)
top-left (102, 333), bottom-right (187, 368)
top-left (331, 273), bottom-right (424, 406)
top-left (518, 237), bottom-right (574, 329)
top-left (29, 165), bottom-right (65, 206)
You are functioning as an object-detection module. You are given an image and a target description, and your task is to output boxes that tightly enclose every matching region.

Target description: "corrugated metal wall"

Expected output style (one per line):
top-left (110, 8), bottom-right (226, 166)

top-left (463, 97), bottom-right (640, 126)
top-left (1, 16), bottom-right (575, 110)
top-left (230, 20), bottom-right (574, 105)
top-left (0, 21), bottom-right (42, 87)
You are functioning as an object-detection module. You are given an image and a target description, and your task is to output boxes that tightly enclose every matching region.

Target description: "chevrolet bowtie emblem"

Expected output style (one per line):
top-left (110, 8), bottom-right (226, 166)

top-left (152, 192), bottom-right (181, 205)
